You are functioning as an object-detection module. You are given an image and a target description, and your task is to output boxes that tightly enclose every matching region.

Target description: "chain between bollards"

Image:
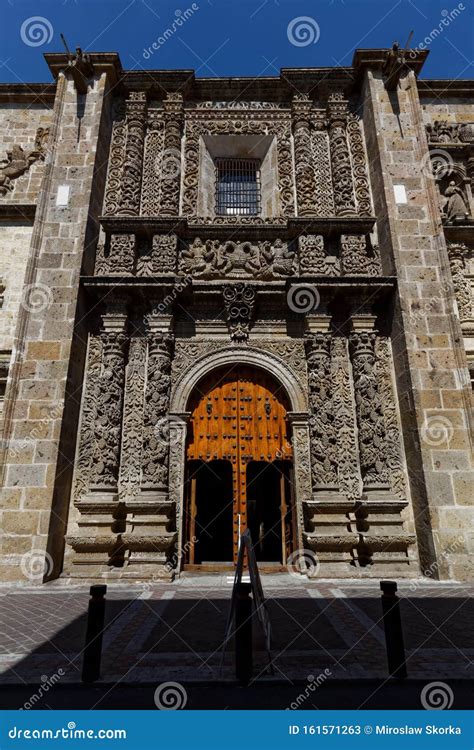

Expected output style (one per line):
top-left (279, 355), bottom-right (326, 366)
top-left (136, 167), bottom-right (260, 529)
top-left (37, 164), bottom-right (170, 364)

top-left (380, 580), bottom-right (407, 679)
top-left (81, 584), bottom-right (107, 683)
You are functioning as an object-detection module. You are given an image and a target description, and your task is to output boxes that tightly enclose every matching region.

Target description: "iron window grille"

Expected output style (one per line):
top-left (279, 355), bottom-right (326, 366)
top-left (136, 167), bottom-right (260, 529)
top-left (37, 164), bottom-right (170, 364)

top-left (215, 158), bottom-right (261, 216)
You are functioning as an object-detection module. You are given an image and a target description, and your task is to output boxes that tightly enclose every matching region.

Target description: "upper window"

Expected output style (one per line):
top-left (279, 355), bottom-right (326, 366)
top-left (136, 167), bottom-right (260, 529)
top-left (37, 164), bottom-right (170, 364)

top-left (215, 158), bottom-right (261, 216)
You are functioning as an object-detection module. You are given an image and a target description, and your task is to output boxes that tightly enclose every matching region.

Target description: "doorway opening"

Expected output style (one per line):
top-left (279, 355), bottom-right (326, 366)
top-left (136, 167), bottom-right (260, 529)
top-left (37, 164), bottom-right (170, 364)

top-left (184, 460), bottom-right (233, 565)
top-left (246, 460), bottom-right (293, 564)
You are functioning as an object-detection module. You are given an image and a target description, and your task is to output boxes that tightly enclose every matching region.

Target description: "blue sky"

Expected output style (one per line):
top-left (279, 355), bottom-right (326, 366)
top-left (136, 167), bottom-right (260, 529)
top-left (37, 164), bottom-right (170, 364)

top-left (1, 0), bottom-right (473, 84)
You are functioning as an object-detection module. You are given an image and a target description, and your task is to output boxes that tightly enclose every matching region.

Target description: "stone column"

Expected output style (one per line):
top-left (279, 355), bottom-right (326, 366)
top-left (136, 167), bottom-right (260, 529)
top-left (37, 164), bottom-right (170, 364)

top-left (119, 91), bottom-right (147, 216)
top-left (327, 93), bottom-right (356, 217)
top-left (287, 412), bottom-right (312, 555)
top-left (118, 335), bottom-right (147, 502)
top-left (292, 94), bottom-right (316, 216)
top-left (169, 413), bottom-right (190, 574)
top-left (331, 336), bottom-right (361, 501)
top-left (160, 92), bottom-right (184, 216)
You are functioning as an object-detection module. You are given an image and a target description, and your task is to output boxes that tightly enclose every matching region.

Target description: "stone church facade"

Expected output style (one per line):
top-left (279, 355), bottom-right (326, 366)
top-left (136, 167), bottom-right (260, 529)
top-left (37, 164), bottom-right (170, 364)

top-left (0, 48), bottom-right (472, 583)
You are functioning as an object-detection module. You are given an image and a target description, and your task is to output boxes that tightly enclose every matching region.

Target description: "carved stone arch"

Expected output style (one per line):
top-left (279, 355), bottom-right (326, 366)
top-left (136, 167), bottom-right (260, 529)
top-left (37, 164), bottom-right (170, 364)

top-left (170, 345), bottom-right (308, 413)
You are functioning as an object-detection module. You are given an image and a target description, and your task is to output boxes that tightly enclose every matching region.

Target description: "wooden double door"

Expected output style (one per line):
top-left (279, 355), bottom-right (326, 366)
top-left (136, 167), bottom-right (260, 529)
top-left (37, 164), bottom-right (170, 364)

top-left (185, 366), bottom-right (295, 567)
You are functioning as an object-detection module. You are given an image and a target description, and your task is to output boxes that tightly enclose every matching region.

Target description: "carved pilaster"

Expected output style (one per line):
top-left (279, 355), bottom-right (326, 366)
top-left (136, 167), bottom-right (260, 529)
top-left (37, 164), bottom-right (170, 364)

top-left (287, 413), bottom-right (312, 552)
top-left (73, 335), bottom-right (103, 501)
top-left (103, 99), bottom-right (126, 215)
top-left (141, 109), bottom-right (165, 216)
top-left (292, 95), bottom-right (316, 216)
top-left (327, 94), bottom-right (356, 217)
top-left (340, 234), bottom-right (381, 276)
top-left (160, 92), bottom-right (184, 216)
top-left (137, 233), bottom-right (178, 276)
top-left (120, 92), bottom-right (147, 216)
top-left (347, 113), bottom-right (372, 217)
top-left (375, 337), bottom-right (406, 500)
top-left (118, 336), bottom-right (147, 501)
top-left (447, 242), bottom-right (472, 322)
top-left (311, 118), bottom-right (335, 217)
top-left (349, 331), bottom-right (389, 490)
top-left (331, 336), bottom-right (361, 500)
top-left (305, 333), bottom-right (338, 489)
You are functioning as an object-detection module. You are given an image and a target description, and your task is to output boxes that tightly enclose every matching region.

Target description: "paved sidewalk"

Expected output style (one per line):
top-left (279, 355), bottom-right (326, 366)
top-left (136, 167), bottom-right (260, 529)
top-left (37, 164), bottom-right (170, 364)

top-left (0, 575), bottom-right (472, 695)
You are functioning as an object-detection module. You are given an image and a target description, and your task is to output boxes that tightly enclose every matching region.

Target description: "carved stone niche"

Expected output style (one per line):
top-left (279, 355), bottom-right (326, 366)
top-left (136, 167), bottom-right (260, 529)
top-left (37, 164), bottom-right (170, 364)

top-left (180, 237), bottom-right (296, 279)
top-left (0, 127), bottom-right (49, 195)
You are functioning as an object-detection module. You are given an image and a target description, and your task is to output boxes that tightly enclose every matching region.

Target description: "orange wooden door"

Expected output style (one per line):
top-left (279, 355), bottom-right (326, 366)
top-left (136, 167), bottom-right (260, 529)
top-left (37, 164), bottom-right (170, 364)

top-left (187, 367), bottom-right (293, 561)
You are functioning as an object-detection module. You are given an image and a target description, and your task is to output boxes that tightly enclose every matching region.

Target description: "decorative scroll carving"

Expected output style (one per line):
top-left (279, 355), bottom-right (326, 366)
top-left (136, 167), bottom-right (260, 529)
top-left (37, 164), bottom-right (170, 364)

top-left (331, 336), bottom-right (361, 500)
top-left (103, 100), bottom-right (126, 215)
top-left (298, 234), bottom-right (340, 275)
top-left (340, 234), bottom-right (380, 276)
top-left (289, 417), bottom-right (312, 543)
top-left (311, 127), bottom-right (335, 216)
top-left (90, 329), bottom-right (127, 489)
top-left (180, 237), bottom-right (295, 278)
top-left (349, 331), bottom-right (389, 489)
top-left (426, 121), bottom-right (474, 144)
top-left (327, 94), bottom-right (356, 217)
top-left (73, 335), bottom-right (103, 501)
top-left (105, 233), bottom-right (136, 275)
top-left (160, 93), bottom-right (184, 216)
top-left (137, 233), bottom-right (178, 276)
top-left (347, 113), bottom-right (372, 217)
top-left (375, 337), bottom-right (406, 499)
top-left (305, 334), bottom-right (338, 488)
top-left (140, 110), bottom-right (165, 215)
top-left (0, 127), bottom-right (49, 195)
top-left (292, 95), bottom-right (316, 216)
top-left (447, 241), bottom-right (473, 321)
top-left (120, 92), bottom-right (147, 216)
top-left (141, 333), bottom-right (174, 489)
top-left (223, 284), bottom-right (256, 342)
top-left (118, 337), bottom-right (147, 501)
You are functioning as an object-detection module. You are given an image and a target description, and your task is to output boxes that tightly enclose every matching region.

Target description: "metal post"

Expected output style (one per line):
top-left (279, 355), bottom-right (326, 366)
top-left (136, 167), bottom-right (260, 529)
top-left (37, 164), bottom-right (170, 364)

top-left (81, 584), bottom-right (107, 683)
top-left (380, 580), bottom-right (407, 679)
top-left (235, 582), bottom-right (253, 685)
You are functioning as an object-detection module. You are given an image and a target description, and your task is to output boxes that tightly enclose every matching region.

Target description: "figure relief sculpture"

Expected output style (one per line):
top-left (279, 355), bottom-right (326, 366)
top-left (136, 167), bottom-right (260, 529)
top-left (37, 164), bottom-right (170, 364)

top-left (180, 238), bottom-right (295, 278)
top-left (443, 181), bottom-right (469, 222)
top-left (0, 128), bottom-right (49, 195)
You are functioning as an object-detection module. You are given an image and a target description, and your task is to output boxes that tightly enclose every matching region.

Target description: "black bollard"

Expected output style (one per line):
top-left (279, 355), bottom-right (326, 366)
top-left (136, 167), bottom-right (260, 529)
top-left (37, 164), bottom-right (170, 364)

top-left (235, 582), bottom-right (253, 685)
top-left (81, 584), bottom-right (107, 683)
top-left (380, 580), bottom-right (407, 679)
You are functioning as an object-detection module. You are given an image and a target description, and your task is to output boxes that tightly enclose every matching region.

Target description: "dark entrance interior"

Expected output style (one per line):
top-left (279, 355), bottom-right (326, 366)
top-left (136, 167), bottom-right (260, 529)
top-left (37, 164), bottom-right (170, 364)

top-left (246, 461), bottom-right (293, 564)
top-left (185, 460), bottom-right (233, 564)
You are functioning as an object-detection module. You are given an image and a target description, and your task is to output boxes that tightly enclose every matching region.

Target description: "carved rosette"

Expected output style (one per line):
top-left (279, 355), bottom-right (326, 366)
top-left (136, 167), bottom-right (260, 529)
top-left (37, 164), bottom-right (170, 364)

top-left (119, 337), bottom-right (147, 501)
top-left (375, 337), bottom-right (406, 499)
top-left (305, 334), bottom-right (338, 488)
top-left (160, 93), bottom-right (184, 216)
top-left (141, 332), bottom-right (174, 490)
top-left (340, 234), bottom-right (380, 276)
top-left (119, 92), bottom-right (147, 216)
top-left (292, 95), bottom-right (316, 216)
top-left (327, 95), bottom-right (356, 217)
top-left (223, 283), bottom-right (256, 341)
top-left (141, 109), bottom-right (165, 216)
top-left (447, 242), bottom-right (472, 322)
top-left (331, 336), bottom-right (361, 500)
top-left (90, 330), bottom-right (128, 489)
top-left (347, 113), bottom-right (372, 217)
top-left (103, 100), bottom-right (127, 215)
top-left (73, 335), bottom-right (103, 501)
top-left (349, 332), bottom-right (389, 489)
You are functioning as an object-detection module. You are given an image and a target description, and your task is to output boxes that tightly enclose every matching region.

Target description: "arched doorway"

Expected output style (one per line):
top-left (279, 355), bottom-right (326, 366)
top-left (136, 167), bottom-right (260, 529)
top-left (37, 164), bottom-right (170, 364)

top-left (183, 366), bottom-right (295, 569)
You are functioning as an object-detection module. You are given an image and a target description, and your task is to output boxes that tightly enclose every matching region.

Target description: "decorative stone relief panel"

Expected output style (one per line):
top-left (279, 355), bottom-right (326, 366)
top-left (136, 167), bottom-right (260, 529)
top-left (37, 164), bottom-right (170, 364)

top-left (298, 235), bottom-right (340, 276)
top-left (305, 333), bottom-right (338, 489)
top-left (340, 234), bottom-right (381, 276)
top-left (347, 113), bottom-right (372, 217)
top-left (179, 237), bottom-right (296, 279)
top-left (426, 121), bottom-right (474, 144)
top-left (118, 336), bottom-right (147, 502)
top-left (311, 126), bottom-right (335, 217)
top-left (223, 283), bottom-right (257, 341)
top-left (447, 241), bottom-right (473, 322)
top-left (140, 109), bottom-right (165, 216)
top-left (73, 335), bottom-right (103, 501)
top-left (292, 95), bottom-right (317, 217)
top-left (330, 336), bottom-right (361, 500)
top-left (103, 99), bottom-right (127, 215)
top-left (137, 234), bottom-right (178, 276)
top-left (120, 92), bottom-right (147, 216)
top-left (327, 94), bottom-right (356, 217)
top-left (0, 127), bottom-right (49, 196)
